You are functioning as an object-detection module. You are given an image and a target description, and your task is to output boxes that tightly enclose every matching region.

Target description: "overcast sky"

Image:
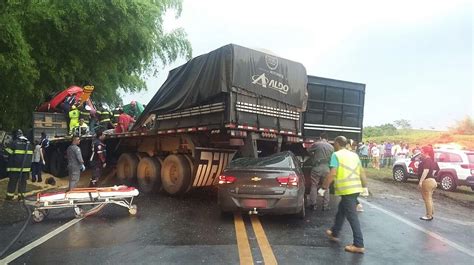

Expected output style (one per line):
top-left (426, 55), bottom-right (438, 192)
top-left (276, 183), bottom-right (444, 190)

top-left (123, 0), bottom-right (473, 130)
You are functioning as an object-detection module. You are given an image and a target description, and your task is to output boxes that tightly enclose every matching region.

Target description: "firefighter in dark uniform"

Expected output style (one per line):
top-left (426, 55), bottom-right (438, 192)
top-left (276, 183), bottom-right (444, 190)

top-left (79, 103), bottom-right (91, 126)
top-left (89, 130), bottom-right (106, 187)
top-left (4, 130), bottom-right (33, 200)
top-left (98, 107), bottom-right (114, 130)
top-left (111, 107), bottom-right (121, 128)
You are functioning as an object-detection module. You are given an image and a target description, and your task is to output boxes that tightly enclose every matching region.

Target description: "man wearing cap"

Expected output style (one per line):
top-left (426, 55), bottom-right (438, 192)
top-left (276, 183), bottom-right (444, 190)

top-left (4, 130), bottom-right (33, 200)
top-left (320, 136), bottom-right (368, 254)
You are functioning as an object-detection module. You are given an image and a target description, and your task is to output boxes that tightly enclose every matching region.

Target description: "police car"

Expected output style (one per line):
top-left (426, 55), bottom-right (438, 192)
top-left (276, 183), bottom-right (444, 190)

top-left (392, 148), bottom-right (474, 191)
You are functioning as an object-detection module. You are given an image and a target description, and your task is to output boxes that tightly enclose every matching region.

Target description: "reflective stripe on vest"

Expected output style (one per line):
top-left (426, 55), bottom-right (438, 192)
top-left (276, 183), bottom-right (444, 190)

top-left (5, 148), bottom-right (13, 154)
top-left (7, 167), bottom-right (32, 172)
top-left (334, 149), bottom-right (363, 196)
top-left (13, 150), bottom-right (33, 155)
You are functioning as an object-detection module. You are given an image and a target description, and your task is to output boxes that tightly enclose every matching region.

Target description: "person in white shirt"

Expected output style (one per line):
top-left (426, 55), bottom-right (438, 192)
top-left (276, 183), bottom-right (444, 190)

top-left (371, 143), bottom-right (380, 170)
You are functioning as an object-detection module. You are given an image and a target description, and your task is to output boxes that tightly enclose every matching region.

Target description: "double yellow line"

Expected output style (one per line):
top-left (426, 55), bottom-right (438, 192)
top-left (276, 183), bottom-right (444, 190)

top-left (234, 212), bottom-right (278, 265)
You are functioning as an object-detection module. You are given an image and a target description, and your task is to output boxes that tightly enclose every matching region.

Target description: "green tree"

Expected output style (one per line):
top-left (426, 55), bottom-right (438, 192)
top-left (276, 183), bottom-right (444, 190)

top-left (0, 0), bottom-right (191, 131)
top-left (363, 123), bottom-right (398, 138)
top-left (393, 119), bottom-right (412, 130)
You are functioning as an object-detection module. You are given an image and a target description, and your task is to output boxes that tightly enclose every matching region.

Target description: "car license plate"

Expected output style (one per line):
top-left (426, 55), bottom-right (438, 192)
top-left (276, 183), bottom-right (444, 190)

top-left (242, 199), bottom-right (267, 208)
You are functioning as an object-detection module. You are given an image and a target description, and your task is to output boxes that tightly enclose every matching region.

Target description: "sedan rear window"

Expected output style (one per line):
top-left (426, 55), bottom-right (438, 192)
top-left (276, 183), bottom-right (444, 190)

top-left (229, 152), bottom-right (295, 169)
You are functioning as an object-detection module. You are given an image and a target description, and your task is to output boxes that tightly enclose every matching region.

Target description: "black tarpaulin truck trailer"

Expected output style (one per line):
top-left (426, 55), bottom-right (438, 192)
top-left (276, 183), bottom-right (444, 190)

top-left (105, 44), bottom-right (308, 195)
top-left (303, 75), bottom-right (365, 143)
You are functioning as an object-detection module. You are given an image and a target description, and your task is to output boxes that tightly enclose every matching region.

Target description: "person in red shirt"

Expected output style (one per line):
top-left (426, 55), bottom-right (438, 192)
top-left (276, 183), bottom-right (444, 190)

top-left (115, 109), bottom-right (135, 133)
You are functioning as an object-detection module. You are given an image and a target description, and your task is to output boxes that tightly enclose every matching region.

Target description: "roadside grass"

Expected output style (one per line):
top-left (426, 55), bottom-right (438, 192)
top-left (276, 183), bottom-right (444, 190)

top-left (363, 165), bottom-right (474, 207)
top-left (364, 130), bottom-right (474, 149)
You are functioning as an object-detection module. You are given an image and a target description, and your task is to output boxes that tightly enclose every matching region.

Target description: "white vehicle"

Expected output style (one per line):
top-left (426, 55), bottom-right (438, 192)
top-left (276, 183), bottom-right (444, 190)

top-left (392, 148), bottom-right (474, 191)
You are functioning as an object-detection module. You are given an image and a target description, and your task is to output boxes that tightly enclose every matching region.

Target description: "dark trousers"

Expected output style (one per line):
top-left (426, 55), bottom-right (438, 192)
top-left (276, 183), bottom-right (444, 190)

top-left (90, 163), bottom-right (102, 186)
top-left (31, 162), bottom-right (43, 182)
top-left (331, 193), bottom-right (364, 248)
top-left (360, 155), bottom-right (368, 168)
top-left (7, 172), bottom-right (28, 196)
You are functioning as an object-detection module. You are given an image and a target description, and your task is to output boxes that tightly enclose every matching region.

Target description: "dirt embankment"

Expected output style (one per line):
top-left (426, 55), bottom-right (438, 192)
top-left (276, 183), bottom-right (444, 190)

top-left (367, 177), bottom-right (474, 210)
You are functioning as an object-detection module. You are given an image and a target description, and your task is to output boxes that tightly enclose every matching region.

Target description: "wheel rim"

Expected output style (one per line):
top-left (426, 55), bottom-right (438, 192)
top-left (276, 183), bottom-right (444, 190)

top-left (169, 164), bottom-right (178, 185)
top-left (394, 169), bottom-right (404, 181)
top-left (441, 176), bottom-right (452, 190)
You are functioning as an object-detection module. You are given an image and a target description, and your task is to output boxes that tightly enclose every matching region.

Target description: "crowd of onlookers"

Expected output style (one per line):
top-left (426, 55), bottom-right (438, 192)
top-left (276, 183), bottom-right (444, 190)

top-left (355, 141), bottom-right (421, 169)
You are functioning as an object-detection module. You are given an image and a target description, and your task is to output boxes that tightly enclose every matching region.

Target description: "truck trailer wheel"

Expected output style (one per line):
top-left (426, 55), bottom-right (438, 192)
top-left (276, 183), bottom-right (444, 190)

top-left (161, 154), bottom-right (191, 195)
top-left (116, 153), bottom-right (139, 184)
top-left (137, 157), bottom-right (162, 193)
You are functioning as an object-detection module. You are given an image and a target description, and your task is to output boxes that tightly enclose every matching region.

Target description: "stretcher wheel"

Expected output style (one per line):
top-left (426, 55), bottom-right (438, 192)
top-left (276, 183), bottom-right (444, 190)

top-left (74, 206), bottom-right (84, 218)
top-left (32, 209), bottom-right (45, 223)
top-left (129, 205), bottom-right (137, 216)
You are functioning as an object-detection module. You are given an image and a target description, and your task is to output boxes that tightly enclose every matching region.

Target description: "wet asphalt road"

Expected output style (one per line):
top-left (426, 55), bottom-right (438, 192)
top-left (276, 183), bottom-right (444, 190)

top-left (0, 186), bottom-right (472, 265)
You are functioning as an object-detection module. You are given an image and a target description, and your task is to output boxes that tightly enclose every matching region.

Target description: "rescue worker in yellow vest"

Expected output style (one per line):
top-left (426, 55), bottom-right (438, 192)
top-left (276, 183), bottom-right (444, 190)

top-left (320, 136), bottom-right (368, 254)
top-left (4, 130), bottom-right (33, 200)
top-left (69, 105), bottom-right (80, 135)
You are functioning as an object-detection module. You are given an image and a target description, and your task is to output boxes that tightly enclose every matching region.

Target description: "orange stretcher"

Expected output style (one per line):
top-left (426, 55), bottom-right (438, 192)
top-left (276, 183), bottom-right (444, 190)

top-left (32, 185), bottom-right (139, 222)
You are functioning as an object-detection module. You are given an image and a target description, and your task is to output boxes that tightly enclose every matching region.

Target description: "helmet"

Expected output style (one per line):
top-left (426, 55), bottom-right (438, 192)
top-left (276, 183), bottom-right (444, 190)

top-left (71, 105), bottom-right (77, 110)
top-left (14, 129), bottom-right (23, 139)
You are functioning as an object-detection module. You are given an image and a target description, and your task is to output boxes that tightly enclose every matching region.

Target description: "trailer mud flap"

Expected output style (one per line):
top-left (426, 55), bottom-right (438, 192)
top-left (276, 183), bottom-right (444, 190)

top-left (192, 148), bottom-right (236, 187)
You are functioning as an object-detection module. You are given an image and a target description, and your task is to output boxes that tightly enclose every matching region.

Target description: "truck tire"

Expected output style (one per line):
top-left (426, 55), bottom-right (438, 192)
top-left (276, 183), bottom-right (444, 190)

top-left (161, 154), bottom-right (192, 195)
top-left (137, 157), bottom-right (162, 193)
top-left (49, 150), bottom-right (67, 178)
top-left (116, 153), bottom-right (139, 184)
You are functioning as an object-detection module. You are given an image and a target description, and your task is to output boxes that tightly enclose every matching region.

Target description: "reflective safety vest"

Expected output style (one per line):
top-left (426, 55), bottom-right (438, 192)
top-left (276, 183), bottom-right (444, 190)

top-left (69, 109), bottom-right (80, 134)
top-left (333, 149), bottom-right (363, 196)
top-left (6, 137), bottom-right (33, 173)
top-left (98, 110), bottom-right (112, 123)
top-left (79, 108), bottom-right (91, 121)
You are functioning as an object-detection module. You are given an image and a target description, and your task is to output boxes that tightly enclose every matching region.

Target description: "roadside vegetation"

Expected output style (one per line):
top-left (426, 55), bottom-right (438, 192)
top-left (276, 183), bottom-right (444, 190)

top-left (363, 117), bottom-right (474, 149)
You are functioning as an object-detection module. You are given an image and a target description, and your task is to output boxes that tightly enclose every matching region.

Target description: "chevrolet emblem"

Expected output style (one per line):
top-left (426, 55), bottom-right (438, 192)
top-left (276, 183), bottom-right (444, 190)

top-left (251, 177), bottom-right (262, 182)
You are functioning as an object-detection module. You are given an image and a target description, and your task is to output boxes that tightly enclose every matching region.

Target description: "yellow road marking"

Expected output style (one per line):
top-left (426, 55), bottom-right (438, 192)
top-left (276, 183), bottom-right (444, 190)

top-left (250, 215), bottom-right (278, 265)
top-left (234, 212), bottom-right (254, 265)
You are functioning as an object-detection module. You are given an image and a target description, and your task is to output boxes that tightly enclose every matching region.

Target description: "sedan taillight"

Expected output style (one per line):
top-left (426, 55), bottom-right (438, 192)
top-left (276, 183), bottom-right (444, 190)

top-left (218, 175), bottom-right (236, 184)
top-left (276, 174), bottom-right (299, 186)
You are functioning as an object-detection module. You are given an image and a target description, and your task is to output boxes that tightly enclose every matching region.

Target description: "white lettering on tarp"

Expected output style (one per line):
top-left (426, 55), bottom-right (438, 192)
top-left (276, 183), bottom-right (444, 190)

top-left (251, 73), bottom-right (289, 94)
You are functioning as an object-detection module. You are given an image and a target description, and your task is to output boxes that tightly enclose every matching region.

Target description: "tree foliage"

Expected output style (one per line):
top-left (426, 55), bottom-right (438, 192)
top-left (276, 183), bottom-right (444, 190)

top-left (363, 123), bottom-right (398, 138)
top-left (393, 119), bottom-right (411, 130)
top-left (0, 0), bottom-right (191, 131)
top-left (450, 116), bottom-right (474, 135)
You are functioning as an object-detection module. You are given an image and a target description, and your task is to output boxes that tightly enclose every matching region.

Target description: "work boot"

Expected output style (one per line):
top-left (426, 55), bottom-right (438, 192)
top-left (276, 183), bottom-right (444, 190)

top-left (38, 177), bottom-right (42, 183)
top-left (5, 194), bottom-right (15, 201)
top-left (18, 193), bottom-right (25, 201)
top-left (345, 244), bottom-right (365, 254)
top-left (325, 229), bottom-right (340, 242)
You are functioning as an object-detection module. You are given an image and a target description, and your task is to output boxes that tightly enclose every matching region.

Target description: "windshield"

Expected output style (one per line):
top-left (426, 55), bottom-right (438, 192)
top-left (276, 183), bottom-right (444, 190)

top-left (229, 152), bottom-right (295, 169)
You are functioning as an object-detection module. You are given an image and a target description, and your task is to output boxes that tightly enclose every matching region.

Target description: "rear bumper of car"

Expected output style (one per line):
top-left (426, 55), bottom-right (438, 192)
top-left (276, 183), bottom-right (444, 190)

top-left (218, 188), bottom-right (304, 214)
